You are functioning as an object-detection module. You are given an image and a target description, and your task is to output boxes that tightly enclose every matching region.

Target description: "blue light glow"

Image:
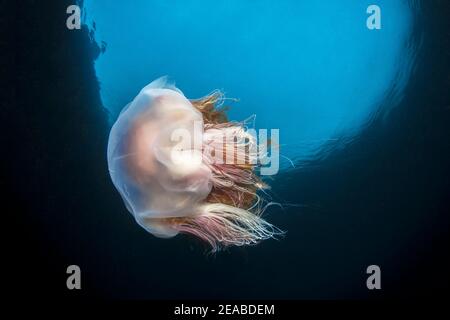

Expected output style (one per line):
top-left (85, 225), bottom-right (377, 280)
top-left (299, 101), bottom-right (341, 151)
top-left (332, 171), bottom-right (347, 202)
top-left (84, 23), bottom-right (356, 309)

top-left (84, 0), bottom-right (417, 164)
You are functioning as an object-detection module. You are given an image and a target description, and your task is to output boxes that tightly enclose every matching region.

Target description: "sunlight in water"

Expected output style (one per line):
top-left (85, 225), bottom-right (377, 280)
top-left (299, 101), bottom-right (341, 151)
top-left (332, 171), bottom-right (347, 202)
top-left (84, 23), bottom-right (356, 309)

top-left (84, 0), bottom-right (417, 165)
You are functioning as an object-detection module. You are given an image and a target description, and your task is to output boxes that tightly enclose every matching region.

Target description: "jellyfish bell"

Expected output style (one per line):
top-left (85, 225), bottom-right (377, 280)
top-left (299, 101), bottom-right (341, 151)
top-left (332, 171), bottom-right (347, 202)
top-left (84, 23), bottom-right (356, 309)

top-left (108, 78), bottom-right (210, 234)
top-left (107, 77), bottom-right (282, 251)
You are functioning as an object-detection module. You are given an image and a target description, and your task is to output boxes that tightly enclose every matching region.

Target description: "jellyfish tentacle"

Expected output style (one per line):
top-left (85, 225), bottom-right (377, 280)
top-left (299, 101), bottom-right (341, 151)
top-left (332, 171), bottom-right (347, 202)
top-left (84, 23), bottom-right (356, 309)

top-left (175, 203), bottom-right (284, 252)
top-left (171, 91), bottom-right (284, 251)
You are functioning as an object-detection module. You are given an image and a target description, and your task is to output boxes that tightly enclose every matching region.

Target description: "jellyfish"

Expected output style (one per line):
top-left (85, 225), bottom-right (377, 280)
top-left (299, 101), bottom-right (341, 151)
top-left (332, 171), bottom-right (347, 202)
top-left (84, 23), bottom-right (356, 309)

top-left (107, 77), bottom-right (282, 251)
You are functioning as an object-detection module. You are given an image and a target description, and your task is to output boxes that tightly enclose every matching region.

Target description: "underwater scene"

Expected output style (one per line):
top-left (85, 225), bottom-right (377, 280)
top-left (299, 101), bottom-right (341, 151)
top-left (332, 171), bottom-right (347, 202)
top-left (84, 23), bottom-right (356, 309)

top-left (9, 0), bottom-right (450, 304)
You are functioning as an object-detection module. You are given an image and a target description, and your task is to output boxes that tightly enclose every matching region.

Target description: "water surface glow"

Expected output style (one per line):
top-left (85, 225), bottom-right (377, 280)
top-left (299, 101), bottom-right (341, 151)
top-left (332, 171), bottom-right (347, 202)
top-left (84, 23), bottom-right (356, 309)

top-left (84, 0), bottom-right (418, 164)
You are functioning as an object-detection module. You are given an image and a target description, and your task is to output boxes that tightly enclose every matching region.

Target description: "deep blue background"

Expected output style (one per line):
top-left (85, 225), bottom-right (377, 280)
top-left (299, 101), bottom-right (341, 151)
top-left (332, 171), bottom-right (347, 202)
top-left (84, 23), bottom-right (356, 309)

top-left (7, 0), bottom-right (450, 299)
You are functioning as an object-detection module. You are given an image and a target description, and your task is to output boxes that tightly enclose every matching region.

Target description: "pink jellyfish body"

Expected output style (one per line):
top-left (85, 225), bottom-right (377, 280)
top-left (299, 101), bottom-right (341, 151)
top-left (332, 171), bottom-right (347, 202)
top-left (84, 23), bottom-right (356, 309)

top-left (107, 77), bottom-right (281, 251)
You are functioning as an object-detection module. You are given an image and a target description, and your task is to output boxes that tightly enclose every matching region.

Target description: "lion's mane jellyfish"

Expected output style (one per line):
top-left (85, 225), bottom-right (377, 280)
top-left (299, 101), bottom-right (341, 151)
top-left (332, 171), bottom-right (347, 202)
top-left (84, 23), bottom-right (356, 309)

top-left (107, 77), bottom-right (281, 251)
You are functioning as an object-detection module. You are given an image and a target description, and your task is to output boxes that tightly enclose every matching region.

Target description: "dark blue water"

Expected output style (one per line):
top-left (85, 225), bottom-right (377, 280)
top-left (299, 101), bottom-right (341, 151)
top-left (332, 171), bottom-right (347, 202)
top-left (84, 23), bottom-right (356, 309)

top-left (9, 0), bottom-right (449, 299)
